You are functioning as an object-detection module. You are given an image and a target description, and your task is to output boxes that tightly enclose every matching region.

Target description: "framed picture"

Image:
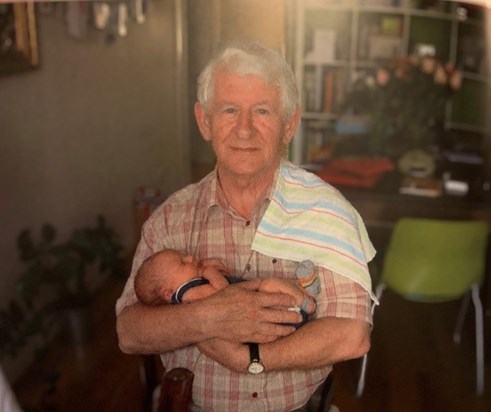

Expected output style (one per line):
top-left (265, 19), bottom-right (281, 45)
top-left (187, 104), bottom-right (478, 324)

top-left (0, 2), bottom-right (39, 75)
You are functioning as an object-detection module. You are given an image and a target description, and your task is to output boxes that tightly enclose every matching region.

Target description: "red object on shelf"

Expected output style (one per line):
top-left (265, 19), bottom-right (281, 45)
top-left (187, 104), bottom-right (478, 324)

top-left (316, 157), bottom-right (394, 188)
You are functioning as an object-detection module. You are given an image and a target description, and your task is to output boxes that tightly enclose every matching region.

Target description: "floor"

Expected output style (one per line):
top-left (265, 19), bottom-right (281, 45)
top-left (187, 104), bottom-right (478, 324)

top-left (12, 278), bottom-right (491, 412)
top-left (332, 290), bottom-right (491, 412)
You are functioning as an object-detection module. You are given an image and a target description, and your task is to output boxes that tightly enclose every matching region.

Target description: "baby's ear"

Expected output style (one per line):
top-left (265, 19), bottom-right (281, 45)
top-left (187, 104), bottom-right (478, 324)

top-left (160, 287), bottom-right (174, 303)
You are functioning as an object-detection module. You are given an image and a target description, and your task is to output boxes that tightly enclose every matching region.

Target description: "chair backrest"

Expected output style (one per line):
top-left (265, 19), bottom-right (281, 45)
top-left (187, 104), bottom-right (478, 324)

top-left (158, 368), bottom-right (194, 412)
top-left (381, 218), bottom-right (489, 302)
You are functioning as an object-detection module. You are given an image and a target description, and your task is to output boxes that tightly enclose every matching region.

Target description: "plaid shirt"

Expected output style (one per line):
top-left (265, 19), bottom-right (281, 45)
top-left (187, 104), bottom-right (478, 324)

top-left (116, 169), bottom-right (372, 411)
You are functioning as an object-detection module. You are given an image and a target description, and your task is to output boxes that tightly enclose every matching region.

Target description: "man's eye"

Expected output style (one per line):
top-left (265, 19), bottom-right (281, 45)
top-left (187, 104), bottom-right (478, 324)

top-left (257, 108), bottom-right (269, 115)
top-left (224, 108), bottom-right (236, 114)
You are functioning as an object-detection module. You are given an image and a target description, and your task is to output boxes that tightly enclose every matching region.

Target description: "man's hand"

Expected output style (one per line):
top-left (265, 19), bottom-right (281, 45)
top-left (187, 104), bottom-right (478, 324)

top-left (258, 278), bottom-right (305, 307)
top-left (198, 339), bottom-right (249, 373)
top-left (197, 280), bottom-right (301, 343)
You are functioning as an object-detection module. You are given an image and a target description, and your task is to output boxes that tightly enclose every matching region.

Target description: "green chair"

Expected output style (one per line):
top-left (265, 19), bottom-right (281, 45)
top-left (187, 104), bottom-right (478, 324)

top-left (356, 218), bottom-right (489, 397)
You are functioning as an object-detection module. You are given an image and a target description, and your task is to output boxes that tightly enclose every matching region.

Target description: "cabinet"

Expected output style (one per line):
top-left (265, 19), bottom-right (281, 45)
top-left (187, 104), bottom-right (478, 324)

top-left (290, 0), bottom-right (489, 166)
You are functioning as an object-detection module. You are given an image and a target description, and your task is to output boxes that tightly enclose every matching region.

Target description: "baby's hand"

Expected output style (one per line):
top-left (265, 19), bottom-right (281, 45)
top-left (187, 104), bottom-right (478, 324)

top-left (200, 264), bottom-right (230, 291)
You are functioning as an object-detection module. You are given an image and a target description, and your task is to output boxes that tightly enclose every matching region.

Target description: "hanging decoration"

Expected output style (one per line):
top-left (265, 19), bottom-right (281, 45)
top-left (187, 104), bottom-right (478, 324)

top-left (39, 0), bottom-right (151, 43)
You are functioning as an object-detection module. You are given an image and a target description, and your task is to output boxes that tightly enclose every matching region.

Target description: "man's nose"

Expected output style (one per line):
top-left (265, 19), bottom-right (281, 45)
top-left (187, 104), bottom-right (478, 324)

top-left (237, 111), bottom-right (253, 139)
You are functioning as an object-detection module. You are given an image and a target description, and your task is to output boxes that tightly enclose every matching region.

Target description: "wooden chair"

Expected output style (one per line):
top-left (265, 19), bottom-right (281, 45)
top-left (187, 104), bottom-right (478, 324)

top-left (140, 355), bottom-right (194, 412)
top-left (140, 355), bottom-right (163, 412)
top-left (157, 368), bottom-right (194, 412)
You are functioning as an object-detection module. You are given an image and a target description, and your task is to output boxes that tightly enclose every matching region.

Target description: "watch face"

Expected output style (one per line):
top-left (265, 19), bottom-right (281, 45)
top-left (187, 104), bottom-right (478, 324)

top-left (248, 361), bottom-right (264, 374)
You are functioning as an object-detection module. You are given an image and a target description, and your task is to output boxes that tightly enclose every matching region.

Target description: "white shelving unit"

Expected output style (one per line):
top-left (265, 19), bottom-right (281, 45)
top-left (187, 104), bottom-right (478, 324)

top-left (290, 0), bottom-right (489, 165)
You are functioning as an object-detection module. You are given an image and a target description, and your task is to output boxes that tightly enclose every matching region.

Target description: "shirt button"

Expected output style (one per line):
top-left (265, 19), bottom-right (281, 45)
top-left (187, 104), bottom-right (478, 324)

top-left (252, 392), bottom-right (258, 398)
top-left (245, 264), bottom-right (251, 271)
top-left (245, 220), bottom-right (251, 226)
top-left (272, 259), bottom-right (277, 264)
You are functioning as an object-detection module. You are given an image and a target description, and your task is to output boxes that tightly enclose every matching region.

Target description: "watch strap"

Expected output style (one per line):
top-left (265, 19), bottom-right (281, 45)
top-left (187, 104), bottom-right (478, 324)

top-left (248, 342), bottom-right (260, 362)
top-left (247, 342), bottom-right (264, 374)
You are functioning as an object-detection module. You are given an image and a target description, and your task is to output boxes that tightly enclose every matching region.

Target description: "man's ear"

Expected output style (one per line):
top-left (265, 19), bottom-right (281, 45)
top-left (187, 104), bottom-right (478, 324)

top-left (282, 107), bottom-right (301, 145)
top-left (194, 102), bottom-right (212, 142)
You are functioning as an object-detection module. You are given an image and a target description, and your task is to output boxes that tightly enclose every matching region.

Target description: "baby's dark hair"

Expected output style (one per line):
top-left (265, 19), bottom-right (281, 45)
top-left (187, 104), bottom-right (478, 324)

top-left (134, 252), bottom-right (169, 305)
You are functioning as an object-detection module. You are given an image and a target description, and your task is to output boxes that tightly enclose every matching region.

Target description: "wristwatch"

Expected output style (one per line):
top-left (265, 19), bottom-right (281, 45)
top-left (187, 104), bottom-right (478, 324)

top-left (247, 343), bottom-right (264, 374)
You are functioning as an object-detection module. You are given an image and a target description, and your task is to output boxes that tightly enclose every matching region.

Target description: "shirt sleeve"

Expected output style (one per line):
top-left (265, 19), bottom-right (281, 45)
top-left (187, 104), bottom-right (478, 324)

top-left (115, 229), bottom-right (153, 316)
top-left (315, 266), bottom-right (373, 326)
top-left (115, 206), bottom-right (171, 316)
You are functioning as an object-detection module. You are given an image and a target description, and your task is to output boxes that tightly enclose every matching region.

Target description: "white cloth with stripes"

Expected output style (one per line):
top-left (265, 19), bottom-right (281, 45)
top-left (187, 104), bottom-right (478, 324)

top-left (252, 160), bottom-right (377, 302)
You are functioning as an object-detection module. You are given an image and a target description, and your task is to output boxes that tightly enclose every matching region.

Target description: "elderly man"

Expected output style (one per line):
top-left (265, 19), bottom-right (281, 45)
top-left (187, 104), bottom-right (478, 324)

top-left (116, 40), bottom-right (375, 411)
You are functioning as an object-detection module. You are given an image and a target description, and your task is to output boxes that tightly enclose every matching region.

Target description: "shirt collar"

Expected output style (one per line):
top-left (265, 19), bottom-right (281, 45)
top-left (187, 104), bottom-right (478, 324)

top-left (204, 160), bottom-right (285, 219)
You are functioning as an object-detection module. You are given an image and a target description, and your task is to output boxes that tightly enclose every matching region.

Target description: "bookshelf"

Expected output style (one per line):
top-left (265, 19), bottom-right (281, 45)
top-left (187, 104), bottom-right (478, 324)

top-left (290, 0), bottom-right (490, 166)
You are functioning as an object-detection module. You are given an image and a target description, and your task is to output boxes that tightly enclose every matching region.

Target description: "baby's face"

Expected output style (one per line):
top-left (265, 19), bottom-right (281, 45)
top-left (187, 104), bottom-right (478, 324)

top-left (161, 250), bottom-right (200, 290)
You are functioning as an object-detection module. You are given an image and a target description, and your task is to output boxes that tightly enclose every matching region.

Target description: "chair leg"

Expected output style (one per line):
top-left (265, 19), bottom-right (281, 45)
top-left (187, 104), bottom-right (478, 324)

top-left (356, 354), bottom-right (369, 398)
top-left (356, 284), bottom-right (385, 398)
top-left (139, 355), bottom-right (161, 412)
top-left (471, 284), bottom-right (485, 396)
top-left (453, 292), bottom-right (471, 344)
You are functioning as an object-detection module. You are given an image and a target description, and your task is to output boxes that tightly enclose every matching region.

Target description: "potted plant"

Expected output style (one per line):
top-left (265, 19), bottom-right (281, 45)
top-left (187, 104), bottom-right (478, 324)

top-left (0, 215), bottom-right (125, 359)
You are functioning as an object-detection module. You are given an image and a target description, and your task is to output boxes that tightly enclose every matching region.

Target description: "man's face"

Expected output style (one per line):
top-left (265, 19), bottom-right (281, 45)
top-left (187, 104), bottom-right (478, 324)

top-left (195, 69), bottom-right (299, 181)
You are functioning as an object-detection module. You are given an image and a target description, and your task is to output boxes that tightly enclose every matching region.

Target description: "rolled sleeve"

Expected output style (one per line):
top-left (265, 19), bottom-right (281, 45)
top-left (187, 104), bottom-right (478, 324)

top-left (315, 267), bottom-right (372, 326)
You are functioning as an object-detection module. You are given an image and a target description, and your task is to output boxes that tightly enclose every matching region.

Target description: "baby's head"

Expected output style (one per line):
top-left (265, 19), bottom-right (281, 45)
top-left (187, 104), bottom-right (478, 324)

top-left (135, 249), bottom-right (199, 305)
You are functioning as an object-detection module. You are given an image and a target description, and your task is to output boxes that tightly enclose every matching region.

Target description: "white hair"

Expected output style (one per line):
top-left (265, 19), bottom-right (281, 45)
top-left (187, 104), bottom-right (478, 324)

top-left (196, 40), bottom-right (300, 119)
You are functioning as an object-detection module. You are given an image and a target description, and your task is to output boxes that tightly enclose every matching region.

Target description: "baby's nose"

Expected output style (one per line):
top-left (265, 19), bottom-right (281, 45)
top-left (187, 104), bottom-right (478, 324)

top-left (183, 255), bottom-right (195, 264)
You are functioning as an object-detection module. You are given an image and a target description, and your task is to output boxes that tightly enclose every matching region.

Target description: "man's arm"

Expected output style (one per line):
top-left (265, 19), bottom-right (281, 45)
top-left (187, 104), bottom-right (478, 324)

top-left (198, 270), bottom-right (372, 373)
top-left (197, 317), bottom-right (370, 373)
top-left (262, 316), bottom-right (370, 370)
top-left (117, 281), bottom-right (302, 354)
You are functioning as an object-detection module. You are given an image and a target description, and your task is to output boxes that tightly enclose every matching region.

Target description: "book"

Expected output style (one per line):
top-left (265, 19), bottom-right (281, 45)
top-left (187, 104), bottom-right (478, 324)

top-left (322, 67), bottom-right (345, 113)
top-left (323, 70), bottom-right (335, 113)
top-left (399, 176), bottom-right (443, 198)
top-left (303, 68), bottom-right (318, 112)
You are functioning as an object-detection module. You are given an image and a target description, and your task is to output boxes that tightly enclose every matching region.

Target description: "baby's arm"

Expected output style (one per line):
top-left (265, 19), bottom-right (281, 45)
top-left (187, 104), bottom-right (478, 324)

top-left (181, 284), bottom-right (220, 302)
top-left (201, 266), bottom-right (230, 291)
top-left (182, 266), bottom-right (230, 303)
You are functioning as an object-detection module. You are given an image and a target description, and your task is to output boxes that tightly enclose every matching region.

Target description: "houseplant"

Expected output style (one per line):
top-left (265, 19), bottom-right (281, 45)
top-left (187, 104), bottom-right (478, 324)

top-left (0, 215), bottom-right (125, 359)
top-left (341, 55), bottom-right (462, 156)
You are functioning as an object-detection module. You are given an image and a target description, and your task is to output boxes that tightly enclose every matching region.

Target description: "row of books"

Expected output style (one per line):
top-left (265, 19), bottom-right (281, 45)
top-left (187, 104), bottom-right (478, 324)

top-left (303, 67), bottom-right (346, 113)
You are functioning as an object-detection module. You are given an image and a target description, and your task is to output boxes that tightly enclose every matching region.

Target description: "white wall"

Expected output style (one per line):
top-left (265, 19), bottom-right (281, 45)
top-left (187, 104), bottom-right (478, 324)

top-left (0, 0), bottom-right (190, 380)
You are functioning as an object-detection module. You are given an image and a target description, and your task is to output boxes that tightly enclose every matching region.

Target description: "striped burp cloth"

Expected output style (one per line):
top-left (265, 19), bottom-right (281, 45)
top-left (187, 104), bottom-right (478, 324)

top-left (252, 161), bottom-right (377, 302)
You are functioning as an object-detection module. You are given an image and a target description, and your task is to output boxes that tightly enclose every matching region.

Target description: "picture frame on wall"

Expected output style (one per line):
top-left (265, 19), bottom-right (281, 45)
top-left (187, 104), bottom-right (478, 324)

top-left (0, 2), bottom-right (39, 75)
